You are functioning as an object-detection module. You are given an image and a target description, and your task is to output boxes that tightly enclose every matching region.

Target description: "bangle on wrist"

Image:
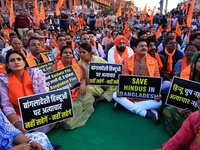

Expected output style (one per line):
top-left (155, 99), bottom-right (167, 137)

top-left (12, 120), bottom-right (20, 126)
top-left (27, 140), bottom-right (33, 144)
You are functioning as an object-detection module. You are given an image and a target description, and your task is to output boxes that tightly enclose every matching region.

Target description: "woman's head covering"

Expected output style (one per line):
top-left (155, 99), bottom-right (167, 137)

top-left (190, 51), bottom-right (200, 80)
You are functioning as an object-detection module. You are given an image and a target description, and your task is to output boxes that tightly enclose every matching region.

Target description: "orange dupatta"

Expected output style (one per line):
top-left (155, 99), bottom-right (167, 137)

top-left (180, 65), bottom-right (190, 80)
top-left (56, 59), bottom-right (81, 101)
top-left (165, 49), bottom-right (176, 74)
top-left (154, 53), bottom-right (163, 71)
top-left (8, 70), bottom-right (35, 115)
top-left (26, 53), bottom-right (49, 67)
top-left (114, 46), bottom-right (129, 64)
top-left (181, 57), bottom-right (188, 71)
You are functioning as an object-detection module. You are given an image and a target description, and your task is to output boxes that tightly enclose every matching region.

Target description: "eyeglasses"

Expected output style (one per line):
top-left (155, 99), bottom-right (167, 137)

top-left (31, 43), bottom-right (41, 46)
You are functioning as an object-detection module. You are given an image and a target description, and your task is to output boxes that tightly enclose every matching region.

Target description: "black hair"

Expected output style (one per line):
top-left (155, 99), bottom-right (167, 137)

top-left (28, 37), bottom-right (40, 46)
top-left (190, 33), bottom-right (200, 43)
top-left (79, 43), bottom-right (92, 53)
top-left (60, 45), bottom-right (74, 57)
top-left (164, 38), bottom-right (175, 45)
top-left (56, 34), bottom-right (66, 41)
top-left (138, 30), bottom-right (147, 38)
top-left (6, 50), bottom-right (29, 74)
top-left (87, 31), bottom-right (95, 35)
top-left (9, 32), bottom-right (16, 38)
top-left (147, 36), bottom-right (157, 47)
top-left (80, 33), bottom-right (88, 41)
top-left (133, 38), bottom-right (147, 47)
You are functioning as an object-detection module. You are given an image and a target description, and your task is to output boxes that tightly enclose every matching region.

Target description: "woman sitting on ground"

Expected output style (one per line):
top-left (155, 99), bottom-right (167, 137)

top-left (0, 108), bottom-right (54, 150)
top-left (174, 44), bottom-right (198, 75)
top-left (160, 99), bottom-right (200, 149)
top-left (48, 45), bottom-right (95, 130)
top-left (163, 51), bottom-right (200, 136)
top-left (78, 43), bottom-right (117, 104)
top-left (0, 50), bottom-right (54, 133)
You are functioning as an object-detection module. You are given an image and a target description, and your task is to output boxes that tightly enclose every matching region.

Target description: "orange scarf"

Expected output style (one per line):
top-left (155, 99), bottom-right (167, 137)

top-left (8, 70), bottom-right (35, 115)
top-left (51, 35), bottom-right (58, 48)
top-left (55, 47), bottom-right (61, 63)
top-left (0, 63), bottom-right (6, 74)
top-left (127, 53), bottom-right (156, 77)
top-left (56, 59), bottom-right (81, 101)
top-left (154, 53), bottom-right (163, 71)
top-left (165, 49), bottom-right (176, 74)
top-left (181, 57), bottom-right (188, 71)
top-left (19, 49), bottom-right (27, 58)
top-left (106, 37), bottom-right (113, 46)
top-left (93, 42), bottom-right (97, 49)
top-left (114, 46), bottom-right (129, 64)
top-left (95, 18), bottom-right (100, 26)
top-left (26, 53), bottom-right (49, 67)
top-left (180, 65), bottom-right (190, 80)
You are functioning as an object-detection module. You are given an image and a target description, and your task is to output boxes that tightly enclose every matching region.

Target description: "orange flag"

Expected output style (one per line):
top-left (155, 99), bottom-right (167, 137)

top-left (127, 10), bottom-right (130, 19)
top-left (187, 0), bottom-right (195, 27)
top-left (39, 2), bottom-right (45, 22)
top-left (156, 25), bottom-right (162, 39)
top-left (185, 0), bottom-right (189, 14)
top-left (150, 6), bottom-right (156, 25)
top-left (167, 15), bottom-right (172, 31)
top-left (182, 20), bottom-right (186, 27)
top-left (9, 0), bottom-right (14, 28)
top-left (175, 22), bottom-right (182, 37)
top-left (142, 4), bottom-right (147, 15)
top-left (74, 0), bottom-right (77, 13)
top-left (123, 22), bottom-right (130, 39)
top-left (56, 0), bottom-right (64, 15)
top-left (6, 0), bottom-right (10, 7)
top-left (116, 2), bottom-right (122, 18)
top-left (34, 0), bottom-right (39, 19)
top-left (132, 11), bottom-right (135, 22)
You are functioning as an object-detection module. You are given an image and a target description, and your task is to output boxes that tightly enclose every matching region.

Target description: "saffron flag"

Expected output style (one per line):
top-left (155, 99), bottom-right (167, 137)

top-left (132, 11), bottom-right (135, 22)
top-left (34, 0), bottom-right (39, 19)
top-left (156, 25), bottom-right (162, 39)
top-left (187, 0), bottom-right (195, 27)
top-left (185, 0), bottom-right (189, 14)
top-left (150, 6), bottom-right (156, 25)
top-left (56, 0), bottom-right (64, 15)
top-left (167, 15), bottom-right (172, 31)
top-left (9, 0), bottom-right (14, 28)
top-left (6, 0), bottom-right (11, 7)
top-left (39, 2), bottom-right (45, 22)
top-left (175, 22), bottom-right (182, 37)
top-left (74, 0), bottom-right (77, 13)
top-left (116, 2), bottom-right (122, 18)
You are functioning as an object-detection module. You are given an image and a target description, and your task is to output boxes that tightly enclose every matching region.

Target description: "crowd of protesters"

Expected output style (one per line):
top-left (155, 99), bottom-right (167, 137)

top-left (1, 1), bottom-right (200, 149)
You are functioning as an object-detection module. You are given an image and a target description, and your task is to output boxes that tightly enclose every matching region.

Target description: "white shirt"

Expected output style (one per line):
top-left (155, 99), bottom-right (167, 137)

top-left (107, 46), bottom-right (134, 64)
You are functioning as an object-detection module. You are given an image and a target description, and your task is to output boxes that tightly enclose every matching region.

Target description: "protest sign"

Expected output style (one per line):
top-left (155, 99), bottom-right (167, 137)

top-left (89, 62), bottom-right (122, 86)
top-left (29, 61), bottom-right (54, 74)
top-left (118, 75), bottom-right (162, 99)
top-left (42, 50), bottom-right (53, 58)
top-left (165, 76), bottom-right (200, 112)
top-left (18, 88), bottom-right (73, 131)
top-left (46, 66), bottom-right (80, 91)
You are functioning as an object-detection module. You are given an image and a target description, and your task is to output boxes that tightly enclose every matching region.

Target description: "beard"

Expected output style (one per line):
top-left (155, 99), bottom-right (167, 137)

top-left (117, 46), bottom-right (126, 52)
top-left (148, 49), bottom-right (156, 53)
top-left (66, 42), bottom-right (72, 46)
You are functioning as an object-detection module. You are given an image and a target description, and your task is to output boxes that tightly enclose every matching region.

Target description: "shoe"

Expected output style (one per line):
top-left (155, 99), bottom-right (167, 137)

top-left (113, 102), bottom-right (124, 110)
top-left (146, 110), bottom-right (160, 124)
top-left (52, 143), bottom-right (61, 150)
